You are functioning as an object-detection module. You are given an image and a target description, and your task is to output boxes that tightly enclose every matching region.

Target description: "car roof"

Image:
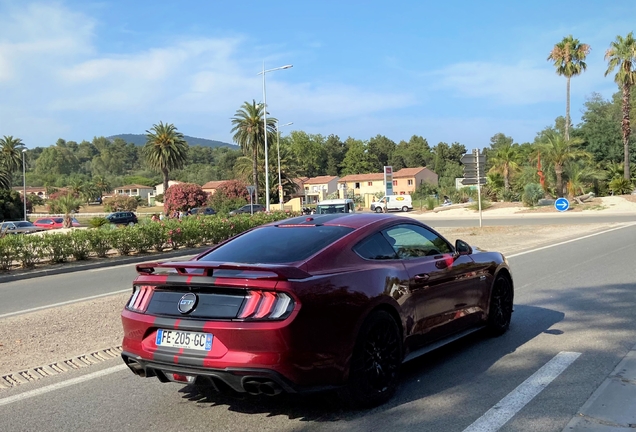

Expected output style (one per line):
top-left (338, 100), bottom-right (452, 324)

top-left (269, 213), bottom-right (401, 230)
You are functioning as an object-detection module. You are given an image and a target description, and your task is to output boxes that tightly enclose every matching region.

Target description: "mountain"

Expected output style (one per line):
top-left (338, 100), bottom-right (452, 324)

top-left (109, 134), bottom-right (237, 149)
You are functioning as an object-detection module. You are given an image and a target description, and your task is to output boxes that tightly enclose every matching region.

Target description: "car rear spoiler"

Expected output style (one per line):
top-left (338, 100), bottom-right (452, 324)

top-left (136, 261), bottom-right (312, 280)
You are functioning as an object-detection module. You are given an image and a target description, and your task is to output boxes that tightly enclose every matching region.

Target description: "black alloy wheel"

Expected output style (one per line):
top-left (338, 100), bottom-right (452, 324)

top-left (342, 310), bottom-right (402, 408)
top-left (487, 275), bottom-right (514, 336)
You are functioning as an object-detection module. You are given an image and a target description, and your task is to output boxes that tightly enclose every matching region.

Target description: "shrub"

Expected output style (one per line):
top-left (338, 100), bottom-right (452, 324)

top-left (164, 183), bottom-right (208, 215)
top-left (608, 178), bottom-right (634, 195)
top-left (109, 229), bottom-right (134, 256)
top-left (13, 235), bottom-right (45, 268)
top-left (468, 197), bottom-right (492, 211)
top-left (45, 233), bottom-right (73, 263)
top-left (86, 228), bottom-right (112, 258)
top-left (502, 189), bottom-right (521, 202)
top-left (426, 197), bottom-right (437, 211)
top-left (69, 230), bottom-right (91, 261)
top-left (103, 195), bottom-right (139, 212)
top-left (89, 217), bottom-right (110, 228)
top-left (523, 183), bottom-right (544, 207)
top-left (0, 235), bottom-right (17, 271)
top-left (208, 180), bottom-right (249, 214)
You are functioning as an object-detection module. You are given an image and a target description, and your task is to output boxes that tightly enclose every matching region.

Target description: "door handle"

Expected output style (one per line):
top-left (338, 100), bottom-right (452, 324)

top-left (414, 274), bottom-right (430, 281)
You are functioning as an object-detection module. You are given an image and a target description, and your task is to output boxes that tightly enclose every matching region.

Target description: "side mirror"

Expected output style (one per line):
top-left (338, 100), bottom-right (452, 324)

top-left (454, 239), bottom-right (472, 256)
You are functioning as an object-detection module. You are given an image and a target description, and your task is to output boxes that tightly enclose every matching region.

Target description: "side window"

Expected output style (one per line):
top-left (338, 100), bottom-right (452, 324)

top-left (383, 224), bottom-right (452, 259)
top-left (353, 233), bottom-right (398, 260)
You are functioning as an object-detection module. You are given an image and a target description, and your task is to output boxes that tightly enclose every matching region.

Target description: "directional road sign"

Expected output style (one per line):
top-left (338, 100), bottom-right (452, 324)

top-left (554, 197), bottom-right (569, 212)
top-left (460, 150), bottom-right (486, 186)
top-left (246, 185), bottom-right (255, 196)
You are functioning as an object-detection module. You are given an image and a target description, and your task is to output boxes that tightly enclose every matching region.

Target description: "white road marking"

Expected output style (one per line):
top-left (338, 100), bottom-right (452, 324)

top-left (462, 351), bottom-right (581, 432)
top-left (507, 222), bottom-right (636, 259)
top-left (0, 364), bottom-right (128, 407)
top-left (0, 289), bottom-right (130, 319)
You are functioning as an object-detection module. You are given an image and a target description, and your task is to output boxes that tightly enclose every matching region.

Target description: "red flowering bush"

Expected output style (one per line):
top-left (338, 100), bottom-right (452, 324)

top-left (163, 183), bottom-right (208, 215)
top-left (207, 180), bottom-right (250, 214)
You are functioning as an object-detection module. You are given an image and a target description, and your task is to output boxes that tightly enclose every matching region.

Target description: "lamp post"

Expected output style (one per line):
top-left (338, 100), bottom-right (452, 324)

top-left (22, 149), bottom-right (27, 221)
top-left (276, 121), bottom-right (293, 210)
top-left (257, 63), bottom-right (293, 211)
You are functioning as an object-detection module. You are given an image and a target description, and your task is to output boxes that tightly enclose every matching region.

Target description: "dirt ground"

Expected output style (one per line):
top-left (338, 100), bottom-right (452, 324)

top-left (0, 222), bottom-right (629, 376)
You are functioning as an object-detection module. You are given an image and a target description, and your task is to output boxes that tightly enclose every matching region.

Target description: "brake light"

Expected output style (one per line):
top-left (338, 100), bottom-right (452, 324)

top-left (126, 285), bottom-right (154, 313)
top-left (238, 291), bottom-right (295, 320)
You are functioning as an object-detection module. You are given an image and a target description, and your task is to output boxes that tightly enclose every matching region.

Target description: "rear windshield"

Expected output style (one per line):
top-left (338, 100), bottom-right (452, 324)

top-left (316, 204), bottom-right (347, 214)
top-left (198, 225), bottom-right (354, 264)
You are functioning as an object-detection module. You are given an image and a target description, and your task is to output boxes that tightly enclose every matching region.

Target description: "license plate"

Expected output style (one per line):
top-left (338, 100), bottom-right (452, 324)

top-left (155, 329), bottom-right (213, 351)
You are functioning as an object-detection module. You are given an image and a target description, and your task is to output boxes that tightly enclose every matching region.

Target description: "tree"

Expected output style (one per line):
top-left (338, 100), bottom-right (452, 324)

top-left (0, 189), bottom-right (24, 220)
top-left (0, 136), bottom-right (25, 176)
top-left (537, 132), bottom-right (591, 198)
top-left (340, 138), bottom-right (379, 175)
top-left (488, 141), bottom-right (520, 192)
top-left (93, 176), bottom-right (111, 199)
top-left (163, 183), bottom-right (208, 215)
top-left (230, 100), bottom-right (277, 204)
top-left (604, 32), bottom-right (636, 180)
top-left (207, 180), bottom-right (250, 214)
top-left (143, 122), bottom-right (189, 195)
top-left (547, 35), bottom-right (591, 141)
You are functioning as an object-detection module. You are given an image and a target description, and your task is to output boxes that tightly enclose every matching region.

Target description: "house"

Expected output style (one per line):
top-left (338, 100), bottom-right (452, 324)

top-left (112, 184), bottom-right (155, 200)
top-left (154, 180), bottom-right (182, 196)
top-left (392, 167), bottom-right (438, 194)
top-left (338, 167), bottom-right (438, 201)
top-left (13, 186), bottom-right (51, 200)
top-left (337, 173), bottom-right (385, 198)
top-left (303, 176), bottom-right (339, 204)
top-left (202, 180), bottom-right (229, 195)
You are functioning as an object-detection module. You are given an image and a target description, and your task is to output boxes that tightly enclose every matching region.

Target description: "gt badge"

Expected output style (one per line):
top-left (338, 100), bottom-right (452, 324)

top-left (178, 293), bottom-right (198, 314)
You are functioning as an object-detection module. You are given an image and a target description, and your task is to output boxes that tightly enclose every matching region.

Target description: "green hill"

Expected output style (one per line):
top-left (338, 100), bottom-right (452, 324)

top-left (109, 134), bottom-right (237, 149)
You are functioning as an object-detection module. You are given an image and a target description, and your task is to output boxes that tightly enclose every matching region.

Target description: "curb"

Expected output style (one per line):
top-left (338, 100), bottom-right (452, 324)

top-left (562, 343), bottom-right (636, 431)
top-left (0, 246), bottom-right (210, 283)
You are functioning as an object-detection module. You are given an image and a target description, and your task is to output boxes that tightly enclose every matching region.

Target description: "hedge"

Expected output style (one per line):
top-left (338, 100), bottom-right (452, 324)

top-left (0, 211), bottom-right (296, 271)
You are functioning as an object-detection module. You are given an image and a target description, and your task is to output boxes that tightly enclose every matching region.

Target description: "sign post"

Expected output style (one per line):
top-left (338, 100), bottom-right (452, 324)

top-left (246, 185), bottom-right (255, 215)
top-left (460, 150), bottom-right (487, 228)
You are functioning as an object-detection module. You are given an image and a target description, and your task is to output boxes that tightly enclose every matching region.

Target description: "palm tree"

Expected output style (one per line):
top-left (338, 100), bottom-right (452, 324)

top-left (563, 160), bottom-right (605, 197)
top-left (143, 122), bottom-right (189, 194)
top-left (537, 132), bottom-right (591, 198)
top-left (230, 100), bottom-right (277, 204)
top-left (0, 136), bottom-right (25, 184)
top-left (604, 32), bottom-right (636, 181)
top-left (547, 36), bottom-right (591, 141)
top-left (487, 143), bottom-right (520, 193)
top-left (0, 167), bottom-right (11, 189)
top-left (93, 176), bottom-right (111, 200)
top-left (54, 193), bottom-right (82, 228)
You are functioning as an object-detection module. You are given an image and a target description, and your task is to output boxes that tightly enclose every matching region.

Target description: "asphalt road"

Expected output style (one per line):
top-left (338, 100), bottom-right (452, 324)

top-left (415, 213), bottom-right (636, 227)
top-left (1, 223), bottom-right (635, 431)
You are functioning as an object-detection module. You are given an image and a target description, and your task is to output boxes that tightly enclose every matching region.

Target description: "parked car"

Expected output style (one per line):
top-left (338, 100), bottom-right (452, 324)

top-left (0, 221), bottom-right (44, 235)
top-left (106, 211), bottom-right (138, 225)
top-left (370, 194), bottom-right (413, 213)
top-left (190, 207), bottom-right (216, 216)
top-left (121, 213), bottom-right (513, 407)
top-left (33, 217), bottom-right (81, 229)
top-left (229, 204), bottom-right (266, 215)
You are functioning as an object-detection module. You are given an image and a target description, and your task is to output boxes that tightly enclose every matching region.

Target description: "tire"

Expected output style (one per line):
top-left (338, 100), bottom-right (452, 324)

top-left (340, 310), bottom-right (402, 408)
top-left (487, 275), bottom-right (514, 336)
top-left (401, 206), bottom-right (409, 212)
top-left (128, 221), bottom-right (135, 226)
top-left (375, 207), bottom-right (383, 213)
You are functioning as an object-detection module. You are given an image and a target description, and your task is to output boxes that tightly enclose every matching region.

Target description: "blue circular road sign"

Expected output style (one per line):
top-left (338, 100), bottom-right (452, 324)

top-left (554, 197), bottom-right (570, 212)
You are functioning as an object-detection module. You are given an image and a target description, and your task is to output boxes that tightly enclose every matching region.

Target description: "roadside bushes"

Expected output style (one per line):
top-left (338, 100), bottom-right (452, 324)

top-left (522, 183), bottom-right (544, 207)
top-left (0, 211), bottom-right (295, 271)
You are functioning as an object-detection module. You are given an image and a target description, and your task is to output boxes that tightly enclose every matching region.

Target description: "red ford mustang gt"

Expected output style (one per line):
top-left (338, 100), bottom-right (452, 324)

top-left (121, 213), bottom-right (513, 407)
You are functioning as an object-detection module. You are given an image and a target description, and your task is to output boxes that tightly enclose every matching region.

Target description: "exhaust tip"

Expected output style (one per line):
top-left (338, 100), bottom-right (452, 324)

top-left (259, 381), bottom-right (282, 396)
top-left (125, 359), bottom-right (146, 378)
top-left (243, 380), bottom-right (262, 395)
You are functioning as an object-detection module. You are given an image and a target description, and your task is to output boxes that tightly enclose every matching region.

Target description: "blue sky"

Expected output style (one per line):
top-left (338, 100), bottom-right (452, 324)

top-left (1, 1), bottom-right (635, 151)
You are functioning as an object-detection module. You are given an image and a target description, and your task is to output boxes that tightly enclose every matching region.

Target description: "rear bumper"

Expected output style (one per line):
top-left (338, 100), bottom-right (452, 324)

top-left (121, 351), bottom-right (334, 394)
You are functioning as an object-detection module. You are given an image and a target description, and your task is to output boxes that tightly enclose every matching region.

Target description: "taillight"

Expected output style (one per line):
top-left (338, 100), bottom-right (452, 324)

top-left (126, 285), bottom-right (154, 313)
top-left (238, 291), bottom-right (295, 320)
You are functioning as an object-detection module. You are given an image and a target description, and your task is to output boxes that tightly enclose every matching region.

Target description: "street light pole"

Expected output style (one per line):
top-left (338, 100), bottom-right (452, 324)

top-left (22, 149), bottom-right (27, 221)
top-left (257, 63), bottom-right (292, 211)
top-left (276, 121), bottom-right (293, 210)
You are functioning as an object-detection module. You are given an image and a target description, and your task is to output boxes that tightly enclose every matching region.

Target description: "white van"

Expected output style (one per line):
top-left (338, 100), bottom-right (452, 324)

top-left (315, 199), bottom-right (356, 214)
top-left (370, 194), bottom-right (413, 213)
